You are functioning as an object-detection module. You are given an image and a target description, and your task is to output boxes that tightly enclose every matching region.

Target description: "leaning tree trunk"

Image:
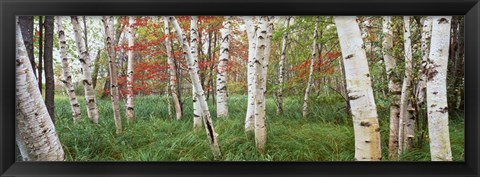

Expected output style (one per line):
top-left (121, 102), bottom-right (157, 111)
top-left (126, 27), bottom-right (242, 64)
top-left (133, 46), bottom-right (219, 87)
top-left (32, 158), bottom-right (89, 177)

top-left (163, 17), bottom-right (183, 121)
top-left (56, 16), bottom-right (82, 122)
top-left (382, 16), bottom-right (402, 160)
top-left (216, 16), bottom-right (231, 118)
top-left (126, 16), bottom-right (135, 120)
top-left (190, 16), bottom-right (203, 128)
top-left (71, 16), bottom-right (100, 123)
top-left (334, 16), bottom-right (382, 161)
top-left (276, 16), bottom-right (290, 114)
top-left (16, 20), bottom-right (65, 161)
top-left (103, 16), bottom-right (123, 134)
top-left (302, 18), bottom-right (319, 118)
top-left (398, 16), bottom-right (415, 157)
top-left (43, 16), bottom-right (55, 122)
top-left (416, 17), bottom-right (432, 109)
top-left (427, 16), bottom-right (453, 161)
top-left (18, 16), bottom-right (36, 77)
top-left (244, 16), bottom-right (257, 135)
top-left (170, 16), bottom-right (222, 159)
top-left (253, 16), bottom-right (269, 154)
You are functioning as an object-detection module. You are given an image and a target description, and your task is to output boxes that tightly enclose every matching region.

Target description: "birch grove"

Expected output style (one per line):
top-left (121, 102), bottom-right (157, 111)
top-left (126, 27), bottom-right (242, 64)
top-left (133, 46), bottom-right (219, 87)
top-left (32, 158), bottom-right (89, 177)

top-left (56, 17), bottom-right (82, 122)
top-left (427, 16), bottom-right (453, 161)
top-left (216, 16), bottom-right (231, 118)
top-left (170, 16), bottom-right (222, 159)
top-left (334, 16), bottom-right (382, 161)
top-left (16, 20), bottom-right (65, 161)
top-left (71, 16), bottom-right (100, 123)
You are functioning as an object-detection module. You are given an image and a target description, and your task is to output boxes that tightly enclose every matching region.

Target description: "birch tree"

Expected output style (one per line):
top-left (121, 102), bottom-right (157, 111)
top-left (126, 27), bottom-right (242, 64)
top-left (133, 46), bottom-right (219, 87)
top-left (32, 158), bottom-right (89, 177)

top-left (126, 16), bottom-right (135, 120)
top-left (382, 16), bottom-right (402, 160)
top-left (398, 16), bottom-right (415, 156)
top-left (416, 17), bottom-right (432, 107)
top-left (427, 16), bottom-right (452, 161)
top-left (103, 16), bottom-right (122, 134)
top-left (244, 16), bottom-right (257, 135)
top-left (302, 18), bottom-right (319, 118)
top-left (71, 16), bottom-right (99, 123)
top-left (216, 16), bottom-right (231, 118)
top-left (170, 16), bottom-right (222, 159)
top-left (334, 16), bottom-right (382, 161)
top-left (163, 17), bottom-right (183, 120)
top-left (253, 16), bottom-right (269, 154)
top-left (56, 16), bottom-right (81, 122)
top-left (276, 16), bottom-right (291, 114)
top-left (16, 20), bottom-right (65, 161)
top-left (190, 16), bottom-right (202, 128)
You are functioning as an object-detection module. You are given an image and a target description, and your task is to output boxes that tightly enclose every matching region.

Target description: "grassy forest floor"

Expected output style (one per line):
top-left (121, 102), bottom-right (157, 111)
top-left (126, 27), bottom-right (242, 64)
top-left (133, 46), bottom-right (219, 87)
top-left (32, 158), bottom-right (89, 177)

top-left (54, 94), bottom-right (464, 161)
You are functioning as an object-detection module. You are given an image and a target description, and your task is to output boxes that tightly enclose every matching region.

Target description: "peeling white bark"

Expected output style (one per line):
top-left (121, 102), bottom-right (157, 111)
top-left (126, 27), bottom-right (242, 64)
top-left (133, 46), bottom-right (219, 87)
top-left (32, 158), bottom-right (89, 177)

top-left (190, 16), bottom-right (203, 128)
top-left (276, 16), bottom-right (291, 114)
top-left (216, 16), bottom-right (231, 118)
top-left (71, 16), bottom-right (99, 123)
top-left (126, 16), bottom-right (135, 120)
top-left (102, 16), bottom-right (123, 134)
top-left (16, 20), bottom-right (65, 161)
top-left (56, 16), bottom-right (81, 122)
top-left (170, 16), bottom-right (222, 159)
top-left (244, 16), bottom-right (257, 134)
top-left (427, 16), bottom-right (452, 161)
top-left (334, 16), bottom-right (382, 161)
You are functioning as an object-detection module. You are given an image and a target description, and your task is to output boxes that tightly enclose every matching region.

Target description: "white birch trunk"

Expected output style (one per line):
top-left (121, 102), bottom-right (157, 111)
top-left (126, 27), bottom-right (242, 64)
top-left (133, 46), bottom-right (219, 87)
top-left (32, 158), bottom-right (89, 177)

top-left (253, 16), bottom-right (269, 154)
top-left (302, 18), bottom-right (318, 118)
top-left (276, 16), bottom-right (290, 114)
top-left (170, 16), bottom-right (222, 159)
top-left (56, 16), bottom-right (81, 122)
top-left (102, 16), bottom-right (123, 134)
top-left (398, 16), bottom-right (415, 156)
top-left (334, 16), bottom-right (382, 161)
top-left (427, 16), bottom-right (452, 161)
top-left (190, 16), bottom-right (203, 128)
top-left (126, 16), bottom-right (135, 120)
top-left (417, 17), bottom-right (432, 106)
top-left (163, 17), bottom-right (183, 120)
top-left (70, 16), bottom-right (99, 123)
top-left (244, 16), bottom-right (257, 135)
top-left (216, 16), bottom-right (231, 118)
top-left (16, 20), bottom-right (65, 161)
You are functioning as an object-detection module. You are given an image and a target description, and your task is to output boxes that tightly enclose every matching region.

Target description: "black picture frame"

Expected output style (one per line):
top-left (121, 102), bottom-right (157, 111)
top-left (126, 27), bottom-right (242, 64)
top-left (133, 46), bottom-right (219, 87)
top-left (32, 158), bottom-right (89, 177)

top-left (1, 0), bottom-right (479, 176)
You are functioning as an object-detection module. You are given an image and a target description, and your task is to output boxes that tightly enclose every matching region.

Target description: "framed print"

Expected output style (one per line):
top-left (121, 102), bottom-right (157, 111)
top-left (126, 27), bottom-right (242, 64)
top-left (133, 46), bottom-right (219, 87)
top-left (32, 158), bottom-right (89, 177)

top-left (1, 0), bottom-right (479, 176)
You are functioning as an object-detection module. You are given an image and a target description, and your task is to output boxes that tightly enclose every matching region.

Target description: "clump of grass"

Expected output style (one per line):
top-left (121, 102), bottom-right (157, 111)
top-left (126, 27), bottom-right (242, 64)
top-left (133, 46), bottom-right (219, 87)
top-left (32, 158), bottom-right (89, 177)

top-left (54, 94), bottom-right (464, 161)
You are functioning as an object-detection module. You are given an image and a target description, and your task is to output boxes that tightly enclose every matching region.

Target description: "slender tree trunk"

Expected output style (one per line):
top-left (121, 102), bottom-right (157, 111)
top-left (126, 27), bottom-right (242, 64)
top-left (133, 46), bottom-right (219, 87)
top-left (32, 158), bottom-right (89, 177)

top-left (56, 16), bottom-right (82, 122)
top-left (126, 16), bottom-right (135, 120)
top-left (398, 16), bottom-right (415, 157)
top-left (163, 17), bottom-right (183, 120)
top-left (16, 21), bottom-right (65, 161)
top-left (427, 16), bottom-right (453, 161)
top-left (43, 16), bottom-right (55, 122)
top-left (244, 16), bottom-right (257, 135)
top-left (253, 16), bottom-right (269, 154)
top-left (91, 50), bottom-right (102, 89)
top-left (216, 16), bottom-right (231, 118)
top-left (302, 18), bottom-right (319, 118)
top-left (18, 16), bottom-right (36, 77)
top-left (334, 16), bottom-right (382, 161)
top-left (190, 16), bottom-right (203, 128)
top-left (276, 16), bottom-right (290, 114)
top-left (71, 16), bottom-right (100, 123)
top-left (382, 16), bottom-right (402, 160)
top-left (102, 16), bottom-right (123, 134)
top-left (170, 16), bottom-right (222, 159)
top-left (416, 17), bottom-right (432, 109)
top-left (38, 16), bottom-right (44, 94)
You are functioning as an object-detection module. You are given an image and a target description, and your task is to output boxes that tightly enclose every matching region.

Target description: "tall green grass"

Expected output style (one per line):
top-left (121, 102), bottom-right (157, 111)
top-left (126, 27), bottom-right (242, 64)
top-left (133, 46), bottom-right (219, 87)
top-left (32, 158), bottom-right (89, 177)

top-left (54, 94), bottom-right (464, 161)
